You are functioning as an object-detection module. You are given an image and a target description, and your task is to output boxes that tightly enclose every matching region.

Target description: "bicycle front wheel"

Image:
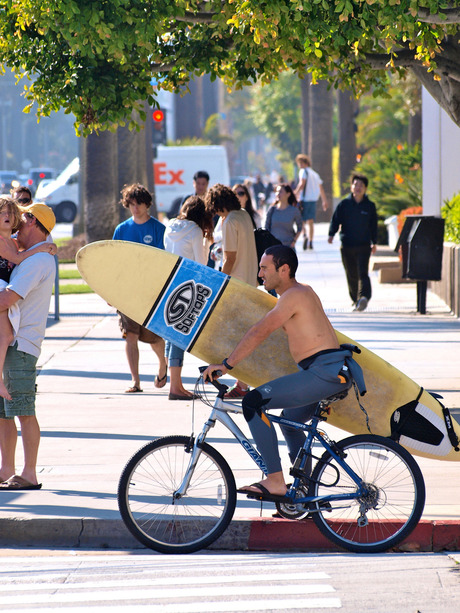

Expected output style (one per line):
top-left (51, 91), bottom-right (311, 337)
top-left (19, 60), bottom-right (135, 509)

top-left (118, 435), bottom-right (237, 554)
top-left (309, 434), bottom-right (425, 553)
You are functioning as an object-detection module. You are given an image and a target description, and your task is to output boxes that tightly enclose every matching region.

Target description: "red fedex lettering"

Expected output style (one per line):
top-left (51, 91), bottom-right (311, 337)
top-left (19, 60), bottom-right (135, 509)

top-left (169, 169), bottom-right (184, 185)
top-left (154, 162), bottom-right (168, 185)
top-left (153, 163), bottom-right (185, 185)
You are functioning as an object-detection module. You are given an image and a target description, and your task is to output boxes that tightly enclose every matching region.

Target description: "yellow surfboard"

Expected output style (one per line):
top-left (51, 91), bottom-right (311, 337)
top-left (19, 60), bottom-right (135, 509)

top-left (76, 240), bottom-right (460, 462)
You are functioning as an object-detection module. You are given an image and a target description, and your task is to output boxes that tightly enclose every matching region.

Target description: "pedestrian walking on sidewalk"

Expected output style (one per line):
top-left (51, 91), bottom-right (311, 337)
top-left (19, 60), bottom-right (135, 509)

top-left (0, 203), bottom-right (56, 491)
top-left (294, 154), bottom-right (328, 251)
top-left (328, 174), bottom-right (378, 312)
top-left (113, 184), bottom-right (168, 393)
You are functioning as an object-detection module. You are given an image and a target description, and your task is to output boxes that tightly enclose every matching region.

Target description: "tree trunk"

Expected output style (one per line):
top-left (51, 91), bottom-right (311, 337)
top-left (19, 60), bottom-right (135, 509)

top-left (300, 74), bottom-right (310, 156)
top-left (338, 89), bottom-right (359, 194)
top-left (81, 130), bottom-right (119, 242)
top-left (310, 79), bottom-right (333, 222)
top-left (117, 123), bottom-right (139, 223)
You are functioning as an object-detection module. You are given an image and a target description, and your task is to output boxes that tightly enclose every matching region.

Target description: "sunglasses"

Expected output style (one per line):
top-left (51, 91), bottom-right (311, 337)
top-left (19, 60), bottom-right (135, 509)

top-left (17, 198), bottom-right (31, 204)
top-left (235, 191), bottom-right (246, 197)
top-left (24, 212), bottom-right (35, 220)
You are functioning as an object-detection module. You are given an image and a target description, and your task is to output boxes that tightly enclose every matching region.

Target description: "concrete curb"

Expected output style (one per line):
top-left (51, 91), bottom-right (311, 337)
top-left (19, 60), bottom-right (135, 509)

top-left (1, 518), bottom-right (458, 553)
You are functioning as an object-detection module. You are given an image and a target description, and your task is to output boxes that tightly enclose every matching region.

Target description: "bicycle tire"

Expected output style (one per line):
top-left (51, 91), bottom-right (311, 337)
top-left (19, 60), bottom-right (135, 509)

top-left (309, 434), bottom-right (425, 553)
top-left (118, 435), bottom-right (237, 554)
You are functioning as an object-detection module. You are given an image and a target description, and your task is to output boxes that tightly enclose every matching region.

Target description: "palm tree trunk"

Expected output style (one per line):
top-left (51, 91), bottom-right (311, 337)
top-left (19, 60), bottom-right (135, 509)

top-left (310, 79), bottom-right (333, 222)
top-left (81, 130), bottom-right (119, 242)
top-left (338, 89), bottom-right (359, 194)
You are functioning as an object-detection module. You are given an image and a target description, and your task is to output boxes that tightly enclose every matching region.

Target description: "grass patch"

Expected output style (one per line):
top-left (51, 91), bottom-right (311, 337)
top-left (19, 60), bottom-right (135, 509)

top-left (59, 269), bottom-right (81, 280)
top-left (53, 284), bottom-right (93, 295)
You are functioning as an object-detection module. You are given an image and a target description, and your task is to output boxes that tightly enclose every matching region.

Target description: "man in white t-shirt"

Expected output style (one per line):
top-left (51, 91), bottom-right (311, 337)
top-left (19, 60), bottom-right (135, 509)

top-left (294, 154), bottom-right (329, 251)
top-left (0, 203), bottom-right (56, 490)
top-left (205, 184), bottom-right (258, 397)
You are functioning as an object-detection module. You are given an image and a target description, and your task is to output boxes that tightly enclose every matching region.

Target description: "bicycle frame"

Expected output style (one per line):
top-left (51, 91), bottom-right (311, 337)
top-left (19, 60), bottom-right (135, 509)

top-left (175, 391), bottom-right (369, 507)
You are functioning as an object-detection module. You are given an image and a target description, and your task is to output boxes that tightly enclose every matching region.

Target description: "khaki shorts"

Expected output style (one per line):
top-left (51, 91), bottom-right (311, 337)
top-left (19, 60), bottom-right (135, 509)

top-left (118, 312), bottom-right (163, 345)
top-left (0, 343), bottom-right (38, 419)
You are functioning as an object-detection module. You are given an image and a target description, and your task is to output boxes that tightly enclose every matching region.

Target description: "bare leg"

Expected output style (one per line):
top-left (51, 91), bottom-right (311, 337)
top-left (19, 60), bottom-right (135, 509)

top-left (0, 313), bottom-right (13, 400)
top-left (307, 219), bottom-right (314, 244)
top-left (0, 417), bottom-right (17, 482)
top-left (17, 415), bottom-right (40, 485)
top-left (169, 365), bottom-right (193, 397)
top-left (150, 338), bottom-right (168, 388)
top-left (125, 331), bottom-right (141, 389)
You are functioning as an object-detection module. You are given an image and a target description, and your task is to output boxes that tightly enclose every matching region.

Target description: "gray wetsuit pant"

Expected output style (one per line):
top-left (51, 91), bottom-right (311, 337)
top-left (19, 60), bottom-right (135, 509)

top-left (242, 348), bottom-right (352, 474)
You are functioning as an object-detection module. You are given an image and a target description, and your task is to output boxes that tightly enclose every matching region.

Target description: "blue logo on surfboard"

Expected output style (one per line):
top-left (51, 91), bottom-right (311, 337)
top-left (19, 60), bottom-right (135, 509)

top-left (143, 258), bottom-right (228, 350)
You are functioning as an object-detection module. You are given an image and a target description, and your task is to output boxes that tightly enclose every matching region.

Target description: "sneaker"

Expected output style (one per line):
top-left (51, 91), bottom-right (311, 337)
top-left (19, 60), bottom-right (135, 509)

top-left (355, 297), bottom-right (369, 312)
top-left (302, 236), bottom-right (308, 251)
top-left (224, 384), bottom-right (249, 399)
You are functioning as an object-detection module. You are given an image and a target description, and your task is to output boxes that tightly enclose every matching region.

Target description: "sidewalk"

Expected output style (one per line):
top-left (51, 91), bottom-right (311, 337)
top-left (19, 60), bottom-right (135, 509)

top-left (0, 224), bottom-right (459, 552)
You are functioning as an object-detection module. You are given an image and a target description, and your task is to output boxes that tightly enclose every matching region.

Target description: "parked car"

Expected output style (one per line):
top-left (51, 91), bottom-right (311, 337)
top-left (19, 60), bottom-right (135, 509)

top-left (0, 170), bottom-right (18, 193)
top-left (27, 167), bottom-right (55, 195)
top-left (35, 158), bottom-right (78, 223)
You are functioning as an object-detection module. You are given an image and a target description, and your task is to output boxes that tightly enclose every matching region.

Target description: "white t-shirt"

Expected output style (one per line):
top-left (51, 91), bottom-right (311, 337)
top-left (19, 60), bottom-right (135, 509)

top-left (299, 167), bottom-right (322, 202)
top-left (222, 209), bottom-right (258, 287)
top-left (7, 247), bottom-right (55, 358)
top-left (164, 218), bottom-right (207, 264)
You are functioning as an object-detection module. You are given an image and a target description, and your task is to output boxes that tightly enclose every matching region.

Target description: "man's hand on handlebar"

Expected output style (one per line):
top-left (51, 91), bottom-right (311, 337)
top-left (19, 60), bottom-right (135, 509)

top-left (202, 363), bottom-right (228, 383)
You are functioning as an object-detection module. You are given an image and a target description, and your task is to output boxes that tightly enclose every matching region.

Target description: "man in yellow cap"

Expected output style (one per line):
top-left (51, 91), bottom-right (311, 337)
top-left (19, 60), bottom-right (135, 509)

top-left (0, 202), bottom-right (56, 490)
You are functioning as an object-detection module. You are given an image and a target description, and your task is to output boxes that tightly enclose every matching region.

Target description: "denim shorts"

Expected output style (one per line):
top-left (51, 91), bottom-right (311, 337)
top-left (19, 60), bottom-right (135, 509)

top-left (300, 200), bottom-right (317, 221)
top-left (0, 344), bottom-right (38, 419)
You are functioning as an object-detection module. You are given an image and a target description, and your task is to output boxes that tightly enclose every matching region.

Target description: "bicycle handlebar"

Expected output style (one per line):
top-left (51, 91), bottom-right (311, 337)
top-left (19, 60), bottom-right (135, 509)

top-left (199, 365), bottom-right (229, 395)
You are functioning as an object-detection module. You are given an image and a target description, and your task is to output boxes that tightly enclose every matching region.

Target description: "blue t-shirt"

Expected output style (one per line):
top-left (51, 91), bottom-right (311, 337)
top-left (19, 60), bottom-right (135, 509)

top-left (112, 216), bottom-right (165, 249)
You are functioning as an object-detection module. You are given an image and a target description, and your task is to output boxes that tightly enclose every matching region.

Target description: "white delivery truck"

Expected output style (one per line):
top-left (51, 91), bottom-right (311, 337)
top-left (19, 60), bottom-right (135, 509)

top-left (35, 157), bottom-right (79, 223)
top-left (154, 145), bottom-right (230, 218)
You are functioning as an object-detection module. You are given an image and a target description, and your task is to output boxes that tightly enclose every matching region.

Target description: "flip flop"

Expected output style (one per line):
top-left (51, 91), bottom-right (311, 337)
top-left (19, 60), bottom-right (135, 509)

top-left (0, 475), bottom-right (42, 491)
top-left (168, 393), bottom-right (201, 401)
top-left (154, 366), bottom-right (168, 389)
top-left (125, 386), bottom-right (143, 393)
top-left (237, 482), bottom-right (290, 503)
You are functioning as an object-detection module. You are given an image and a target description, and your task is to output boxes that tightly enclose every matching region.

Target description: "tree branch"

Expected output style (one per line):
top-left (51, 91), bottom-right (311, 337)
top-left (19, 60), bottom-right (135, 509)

top-left (418, 7), bottom-right (460, 24)
top-left (174, 11), bottom-right (216, 24)
top-left (362, 49), bottom-right (419, 70)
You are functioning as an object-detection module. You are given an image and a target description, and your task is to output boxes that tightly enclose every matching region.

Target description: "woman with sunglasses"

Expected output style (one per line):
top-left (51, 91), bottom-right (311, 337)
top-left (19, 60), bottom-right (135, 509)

top-left (232, 183), bottom-right (261, 229)
top-left (265, 184), bottom-right (302, 250)
top-left (11, 186), bottom-right (33, 207)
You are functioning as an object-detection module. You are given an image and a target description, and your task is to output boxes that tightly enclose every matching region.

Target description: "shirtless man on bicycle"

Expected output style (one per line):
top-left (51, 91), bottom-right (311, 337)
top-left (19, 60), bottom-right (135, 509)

top-left (203, 244), bottom-right (354, 502)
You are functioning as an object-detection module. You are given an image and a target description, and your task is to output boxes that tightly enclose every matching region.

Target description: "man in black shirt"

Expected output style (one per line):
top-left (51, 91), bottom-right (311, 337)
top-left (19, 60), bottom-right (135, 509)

top-left (328, 174), bottom-right (377, 312)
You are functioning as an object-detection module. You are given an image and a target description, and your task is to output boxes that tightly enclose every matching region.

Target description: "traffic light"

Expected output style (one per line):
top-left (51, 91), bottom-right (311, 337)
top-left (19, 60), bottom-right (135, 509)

top-left (152, 108), bottom-right (167, 145)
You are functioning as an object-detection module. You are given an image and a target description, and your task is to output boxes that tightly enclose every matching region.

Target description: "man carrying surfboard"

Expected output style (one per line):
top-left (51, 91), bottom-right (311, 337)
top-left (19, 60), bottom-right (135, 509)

top-left (203, 244), bottom-right (360, 501)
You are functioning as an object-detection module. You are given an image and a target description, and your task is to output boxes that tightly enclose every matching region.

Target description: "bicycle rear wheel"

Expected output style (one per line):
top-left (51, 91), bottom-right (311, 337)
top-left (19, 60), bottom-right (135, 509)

top-left (309, 434), bottom-right (425, 553)
top-left (118, 435), bottom-right (237, 554)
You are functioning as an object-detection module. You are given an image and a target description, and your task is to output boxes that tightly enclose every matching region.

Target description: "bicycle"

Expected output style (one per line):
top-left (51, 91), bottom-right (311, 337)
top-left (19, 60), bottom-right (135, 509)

top-left (118, 367), bottom-right (426, 554)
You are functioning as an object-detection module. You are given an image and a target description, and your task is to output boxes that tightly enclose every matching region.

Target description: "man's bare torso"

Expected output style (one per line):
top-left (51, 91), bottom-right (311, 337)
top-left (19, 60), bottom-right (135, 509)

top-left (279, 282), bottom-right (339, 363)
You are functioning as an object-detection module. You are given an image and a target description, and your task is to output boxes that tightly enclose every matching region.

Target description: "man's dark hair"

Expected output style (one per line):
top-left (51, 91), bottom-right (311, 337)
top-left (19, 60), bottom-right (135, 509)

top-left (120, 183), bottom-right (152, 209)
top-left (204, 183), bottom-right (241, 214)
top-left (193, 170), bottom-right (210, 182)
top-left (12, 185), bottom-right (32, 201)
top-left (351, 173), bottom-right (368, 188)
top-left (264, 245), bottom-right (298, 278)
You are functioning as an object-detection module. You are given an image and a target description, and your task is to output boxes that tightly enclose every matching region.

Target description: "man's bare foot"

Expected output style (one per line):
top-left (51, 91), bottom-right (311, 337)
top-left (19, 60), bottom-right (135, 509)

top-left (0, 381), bottom-right (11, 401)
top-left (239, 474), bottom-right (287, 497)
top-left (169, 388), bottom-right (193, 398)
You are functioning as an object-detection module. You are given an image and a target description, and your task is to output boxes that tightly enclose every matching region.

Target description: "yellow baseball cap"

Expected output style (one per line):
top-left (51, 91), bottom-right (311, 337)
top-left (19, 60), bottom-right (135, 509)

top-left (20, 202), bottom-right (56, 233)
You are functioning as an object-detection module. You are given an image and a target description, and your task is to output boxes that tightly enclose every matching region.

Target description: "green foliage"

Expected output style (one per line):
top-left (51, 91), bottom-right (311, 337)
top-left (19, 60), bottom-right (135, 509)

top-left (248, 72), bottom-right (301, 165)
top-left (0, 1), bottom-right (457, 134)
top-left (356, 74), bottom-right (421, 151)
top-left (442, 193), bottom-right (460, 244)
top-left (352, 142), bottom-right (422, 219)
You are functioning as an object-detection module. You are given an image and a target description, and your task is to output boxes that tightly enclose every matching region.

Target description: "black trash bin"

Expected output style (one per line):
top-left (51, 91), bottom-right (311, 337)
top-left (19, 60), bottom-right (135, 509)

top-left (395, 215), bottom-right (445, 313)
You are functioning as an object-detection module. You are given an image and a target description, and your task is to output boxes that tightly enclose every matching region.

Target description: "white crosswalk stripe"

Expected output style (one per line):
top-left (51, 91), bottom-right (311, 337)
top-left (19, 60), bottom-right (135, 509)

top-left (1, 552), bottom-right (341, 611)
